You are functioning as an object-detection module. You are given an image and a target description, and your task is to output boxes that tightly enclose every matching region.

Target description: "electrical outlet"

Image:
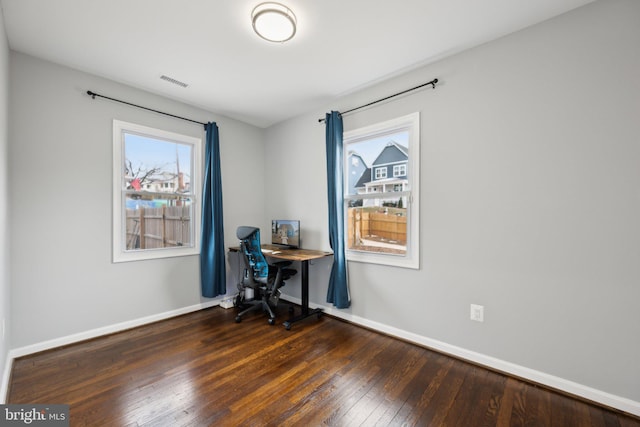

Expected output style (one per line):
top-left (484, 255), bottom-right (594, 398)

top-left (470, 304), bottom-right (484, 322)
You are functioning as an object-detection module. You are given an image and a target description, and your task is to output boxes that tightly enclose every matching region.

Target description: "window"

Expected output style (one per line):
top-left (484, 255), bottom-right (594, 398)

top-left (393, 164), bottom-right (406, 177)
top-left (343, 112), bottom-right (420, 269)
top-left (375, 167), bottom-right (387, 180)
top-left (113, 120), bottom-right (202, 262)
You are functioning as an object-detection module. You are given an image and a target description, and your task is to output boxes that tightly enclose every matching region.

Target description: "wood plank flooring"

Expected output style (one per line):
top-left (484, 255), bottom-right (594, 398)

top-left (8, 306), bottom-right (640, 426)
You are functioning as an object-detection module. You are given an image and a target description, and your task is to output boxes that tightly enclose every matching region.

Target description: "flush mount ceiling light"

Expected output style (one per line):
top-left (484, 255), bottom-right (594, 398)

top-left (251, 2), bottom-right (297, 43)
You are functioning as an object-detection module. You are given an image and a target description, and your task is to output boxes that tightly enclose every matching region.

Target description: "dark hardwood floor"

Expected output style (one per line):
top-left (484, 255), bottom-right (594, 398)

top-left (8, 306), bottom-right (640, 426)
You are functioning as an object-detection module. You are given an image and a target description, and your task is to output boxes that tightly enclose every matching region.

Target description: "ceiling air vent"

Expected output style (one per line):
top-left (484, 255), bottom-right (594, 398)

top-left (160, 75), bottom-right (189, 88)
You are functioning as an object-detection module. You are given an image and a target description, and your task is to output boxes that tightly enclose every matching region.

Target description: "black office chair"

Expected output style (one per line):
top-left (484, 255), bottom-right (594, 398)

top-left (234, 226), bottom-right (296, 325)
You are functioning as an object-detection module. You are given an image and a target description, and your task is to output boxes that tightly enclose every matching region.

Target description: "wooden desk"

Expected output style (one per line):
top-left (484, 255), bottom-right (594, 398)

top-left (229, 244), bottom-right (333, 329)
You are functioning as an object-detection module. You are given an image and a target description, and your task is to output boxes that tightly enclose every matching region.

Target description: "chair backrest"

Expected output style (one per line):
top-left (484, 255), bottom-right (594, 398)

top-left (237, 226), bottom-right (269, 284)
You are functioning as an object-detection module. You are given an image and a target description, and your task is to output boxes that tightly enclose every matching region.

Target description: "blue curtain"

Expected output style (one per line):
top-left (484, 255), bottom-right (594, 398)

top-left (200, 122), bottom-right (226, 298)
top-left (325, 111), bottom-right (350, 308)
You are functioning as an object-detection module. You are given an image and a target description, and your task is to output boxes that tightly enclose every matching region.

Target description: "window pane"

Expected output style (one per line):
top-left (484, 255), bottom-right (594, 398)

top-left (346, 203), bottom-right (407, 255)
top-left (123, 133), bottom-right (194, 252)
top-left (345, 130), bottom-right (409, 197)
top-left (125, 193), bottom-right (193, 250)
top-left (345, 129), bottom-right (410, 255)
top-left (124, 133), bottom-right (192, 195)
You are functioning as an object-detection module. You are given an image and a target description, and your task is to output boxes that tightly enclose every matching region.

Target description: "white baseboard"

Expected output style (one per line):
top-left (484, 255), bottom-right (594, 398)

top-left (1, 298), bottom-right (221, 403)
top-left (281, 295), bottom-right (640, 418)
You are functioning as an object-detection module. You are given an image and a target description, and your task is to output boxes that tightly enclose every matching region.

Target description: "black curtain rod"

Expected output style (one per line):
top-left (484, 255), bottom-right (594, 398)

top-left (86, 90), bottom-right (208, 129)
top-left (318, 77), bottom-right (439, 123)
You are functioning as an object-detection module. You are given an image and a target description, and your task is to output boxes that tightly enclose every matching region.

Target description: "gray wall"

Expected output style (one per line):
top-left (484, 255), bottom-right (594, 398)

top-left (8, 52), bottom-right (265, 349)
top-left (264, 0), bottom-right (640, 404)
top-left (0, 4), bottom-right (11, 400)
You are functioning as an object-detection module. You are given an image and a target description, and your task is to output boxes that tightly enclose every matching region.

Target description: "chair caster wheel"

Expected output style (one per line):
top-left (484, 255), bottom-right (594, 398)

top-left (235, 316), bottom-right (242, 323)
top-left (284, 323), bottom-right (291, 331)
top-left (268, 318), bottom-right (275, 325)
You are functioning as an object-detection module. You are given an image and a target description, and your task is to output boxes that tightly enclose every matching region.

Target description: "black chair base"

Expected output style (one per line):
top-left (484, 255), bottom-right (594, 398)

top-left (234, 290), bottom-right (295, 326)
top-left (235, 296), bottom-right (276, 325)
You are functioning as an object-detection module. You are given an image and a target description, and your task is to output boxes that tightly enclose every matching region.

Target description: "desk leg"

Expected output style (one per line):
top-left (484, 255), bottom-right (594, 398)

top-left (301, 260), bottom-right (309, 316)
top-left (283, 260), bottom-right (323, 330)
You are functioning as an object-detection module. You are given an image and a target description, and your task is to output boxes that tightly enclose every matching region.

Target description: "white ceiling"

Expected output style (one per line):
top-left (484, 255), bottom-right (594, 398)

top-left (0, 0), bottom-right (594, 128)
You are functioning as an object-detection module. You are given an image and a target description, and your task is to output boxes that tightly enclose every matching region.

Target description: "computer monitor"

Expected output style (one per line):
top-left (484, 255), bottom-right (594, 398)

top-left (271, 220), bottom-right (300, 249)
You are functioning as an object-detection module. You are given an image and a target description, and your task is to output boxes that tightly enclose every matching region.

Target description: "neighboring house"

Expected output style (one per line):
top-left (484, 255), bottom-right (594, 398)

top-left (354, 141), bottom-right (408, 208)
top-left (347, 151), bottom-right (368, 196)
top-left (128, 171), bottom-right (190, 195)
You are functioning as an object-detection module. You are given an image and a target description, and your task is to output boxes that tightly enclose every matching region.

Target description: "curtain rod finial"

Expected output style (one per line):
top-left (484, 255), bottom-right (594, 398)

top-left (87, 90), bottom-right (96, 99)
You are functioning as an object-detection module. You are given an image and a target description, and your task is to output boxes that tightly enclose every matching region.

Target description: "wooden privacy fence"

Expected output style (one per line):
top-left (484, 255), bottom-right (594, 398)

top-left (126, 206), bottom-right (191, 250)
top-left (347, 208), bottom-right (407, 247)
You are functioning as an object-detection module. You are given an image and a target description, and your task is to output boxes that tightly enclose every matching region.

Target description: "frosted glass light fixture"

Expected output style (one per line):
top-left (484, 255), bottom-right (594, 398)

top-left (251, 2), bottom-right (297, 42)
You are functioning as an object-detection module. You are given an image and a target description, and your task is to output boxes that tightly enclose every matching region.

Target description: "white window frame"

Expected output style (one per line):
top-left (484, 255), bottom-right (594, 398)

top-left (393, 164), bottom-right (406, 177)
top-left (375, 167), bottom-right (387, 180)
top-left (113, 120), bottom-right (202, 263)
top-left (343, 112), bottom-right (420, 269)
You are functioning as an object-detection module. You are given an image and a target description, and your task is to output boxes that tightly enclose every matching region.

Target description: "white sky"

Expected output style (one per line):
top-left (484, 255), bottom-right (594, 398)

top-left (124, 133), bottom-right (192, 178)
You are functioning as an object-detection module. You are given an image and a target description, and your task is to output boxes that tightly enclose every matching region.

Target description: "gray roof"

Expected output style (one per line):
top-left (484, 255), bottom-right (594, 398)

top-left (354, 167), bottom-right (371, 188)
top-left (372, 142), bottom-right (408, 165)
